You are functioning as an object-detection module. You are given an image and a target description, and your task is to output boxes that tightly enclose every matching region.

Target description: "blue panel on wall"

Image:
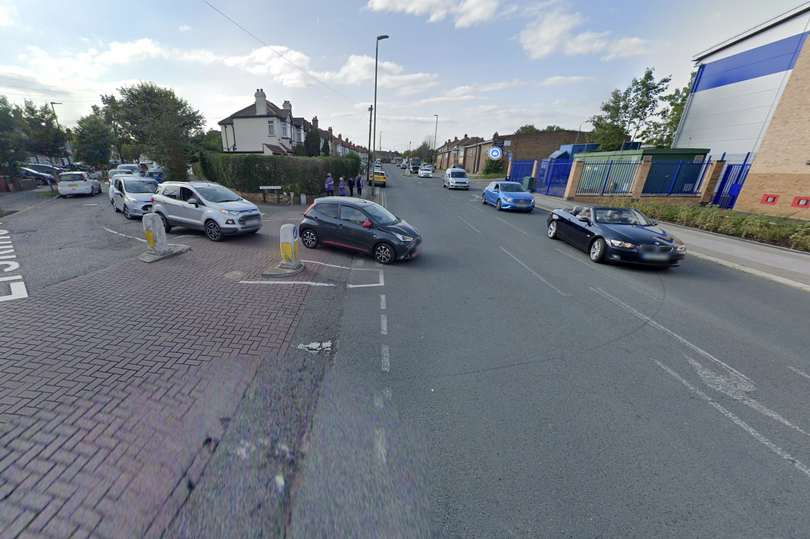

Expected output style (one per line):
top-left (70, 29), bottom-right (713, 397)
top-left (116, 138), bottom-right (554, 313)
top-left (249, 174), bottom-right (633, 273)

top-left (695, 32), bottom-right (809, 92)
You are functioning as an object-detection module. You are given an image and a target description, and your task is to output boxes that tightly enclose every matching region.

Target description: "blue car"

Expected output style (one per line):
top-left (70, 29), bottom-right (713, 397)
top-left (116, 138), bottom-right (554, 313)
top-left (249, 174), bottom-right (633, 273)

top-left (482, 181), bottom-right (535, 212)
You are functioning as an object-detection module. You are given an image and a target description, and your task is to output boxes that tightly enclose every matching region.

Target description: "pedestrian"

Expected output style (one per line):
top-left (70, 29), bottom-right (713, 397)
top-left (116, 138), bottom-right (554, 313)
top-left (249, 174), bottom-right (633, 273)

top-left (324, 173), bottom-right (334, 196)
top-left (356, 174), bottom-right (363, 197)
top-left (347, 175), bottom-right (355, 197)
top-left (338, 177), bottom-right (347, 196)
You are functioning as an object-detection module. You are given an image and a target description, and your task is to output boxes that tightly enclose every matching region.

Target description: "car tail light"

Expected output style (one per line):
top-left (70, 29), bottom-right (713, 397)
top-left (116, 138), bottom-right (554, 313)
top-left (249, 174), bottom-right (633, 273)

top-left (304, 202), bottom-right (316, 215)
top-left (151, 197), bottom-right (154, 203)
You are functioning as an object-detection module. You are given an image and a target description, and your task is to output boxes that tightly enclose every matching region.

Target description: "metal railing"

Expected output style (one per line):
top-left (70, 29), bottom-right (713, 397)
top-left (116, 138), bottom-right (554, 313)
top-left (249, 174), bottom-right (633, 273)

top-left (576, 161), bottom-right (640, 196)
top-left (534, 161), bottom-right (572, 198)
top-left (507, 160), bottom-right (534, 181)
top-left (642, 160), bottom-right (710, 195)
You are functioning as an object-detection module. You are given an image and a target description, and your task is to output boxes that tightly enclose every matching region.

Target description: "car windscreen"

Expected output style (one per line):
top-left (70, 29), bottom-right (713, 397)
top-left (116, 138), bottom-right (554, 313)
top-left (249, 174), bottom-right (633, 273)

top-left (500, 183), bottom-right (526, 192)
top-left (124, 180), bottom-right (159, 194)
top-left (61, 174), bottom-right (84, 181)
top-left (594, 208), bottom-right (651, 226)
top-left (364, 204), bottom-right (399, 226)
top-left (194, 185), bottom-right (242, 203)
top-left (450, 171), bottom-right (467, 178)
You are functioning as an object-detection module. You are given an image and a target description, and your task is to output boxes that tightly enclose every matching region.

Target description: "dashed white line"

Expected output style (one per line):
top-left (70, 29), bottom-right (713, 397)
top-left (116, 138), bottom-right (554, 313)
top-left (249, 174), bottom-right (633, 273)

top-left (458, 216), bottom-right (481, 234)
top-left (381, 345), bottom-right (390, 372)
top-left (500, 247), bottom-right (568, 296)
top-left (375, 427), bottom-right (387, 464)
top-left (496, 217), bottom-right (529, 235)
top-left (436, 201), bottom-right (451, 211)
top-left (104, 227), bottom-right (147, 243)
top-left (466, 202), bottom-right (485, 213)
top-left (381, 314), bottom-right (388, 335)
top-left (380, 294), bottom-right (386, 310)
top-left (788, 366), bottom-right (810, 382)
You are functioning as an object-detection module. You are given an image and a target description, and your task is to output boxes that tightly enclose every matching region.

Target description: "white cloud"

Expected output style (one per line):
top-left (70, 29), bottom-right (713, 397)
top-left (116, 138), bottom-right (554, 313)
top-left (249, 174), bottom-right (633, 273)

top-left (0, 1), bottom-right (16, 26)
top-left (518, 8), bottom-right (648, 61)
top-left (179, 25), bottom-right (192, 32)
top-left (223, 46), bottom-right (315, 87)
top-left (366, 0), bottom-right (503, 28)
top-left (537, 75), bottom-right (595, 86)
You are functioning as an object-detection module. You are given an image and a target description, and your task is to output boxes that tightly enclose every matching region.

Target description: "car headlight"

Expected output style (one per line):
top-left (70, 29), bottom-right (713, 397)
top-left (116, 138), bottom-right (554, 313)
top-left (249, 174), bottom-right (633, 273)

top-left (676, 245), bottom-right (687, 252)
top-left (504, 196), bottom-right (513, 202)
top-left (393, 233), bottom-right (413, 242)
top-left (220, 209), bottom-right (241, 215)
top-left (608, 239), bottom-right (635, 249)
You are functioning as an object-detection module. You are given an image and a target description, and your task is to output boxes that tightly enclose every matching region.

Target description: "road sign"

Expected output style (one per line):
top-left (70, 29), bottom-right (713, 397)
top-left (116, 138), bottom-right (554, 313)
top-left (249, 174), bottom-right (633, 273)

top-left (489, 147), bottom-right (503, 160)
top-left (259, 186), bottom-right (281, 190)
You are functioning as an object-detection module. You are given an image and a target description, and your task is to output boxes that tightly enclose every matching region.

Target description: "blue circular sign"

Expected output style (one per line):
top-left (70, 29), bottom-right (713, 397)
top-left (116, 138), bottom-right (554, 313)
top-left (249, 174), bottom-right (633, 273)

top-left (489, 146), bottom-right (502, 160)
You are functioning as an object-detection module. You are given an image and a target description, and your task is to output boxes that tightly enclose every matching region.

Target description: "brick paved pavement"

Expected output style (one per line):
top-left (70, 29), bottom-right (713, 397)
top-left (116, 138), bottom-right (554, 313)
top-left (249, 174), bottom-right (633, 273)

top-left (0, 220), bottom-right (332, 538)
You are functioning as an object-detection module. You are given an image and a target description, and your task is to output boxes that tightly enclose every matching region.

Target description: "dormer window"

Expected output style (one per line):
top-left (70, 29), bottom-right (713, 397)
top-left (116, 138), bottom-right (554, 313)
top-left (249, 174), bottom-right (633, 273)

top-left (268, 120), bottom-right (275, 137)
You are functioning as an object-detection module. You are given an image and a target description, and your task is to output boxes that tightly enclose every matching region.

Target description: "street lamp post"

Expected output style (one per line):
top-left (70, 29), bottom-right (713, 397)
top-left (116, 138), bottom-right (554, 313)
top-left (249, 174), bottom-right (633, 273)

top-left (372, 34), bottom-right (388, 196)
top-left (574, 120), bottom-right (590, 146)
top-left (50, 102), bottom-right (64, 167)
top-left (380, 131), bottom-right (383, 157)
top-left (432, 114), bottom-right (439, 165)
top-left (366, 105), bottom-right (373, 194)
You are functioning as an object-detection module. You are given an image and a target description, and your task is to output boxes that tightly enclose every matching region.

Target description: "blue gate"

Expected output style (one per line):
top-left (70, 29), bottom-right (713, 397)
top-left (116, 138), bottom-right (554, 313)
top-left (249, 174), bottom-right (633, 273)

top-left (507, 160), bottom-right (534, 182)
top-left (534, 161), bottom-right (572, 197)
top-left (643, 160), bottom-right (709, 195)
top-left (712, 164), bottom-right (751, 208)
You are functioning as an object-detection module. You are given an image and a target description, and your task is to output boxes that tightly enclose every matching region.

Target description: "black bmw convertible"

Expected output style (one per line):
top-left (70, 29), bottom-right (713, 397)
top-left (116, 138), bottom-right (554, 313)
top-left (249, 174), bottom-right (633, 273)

top-left (546, 206), bottom-right (687, 266)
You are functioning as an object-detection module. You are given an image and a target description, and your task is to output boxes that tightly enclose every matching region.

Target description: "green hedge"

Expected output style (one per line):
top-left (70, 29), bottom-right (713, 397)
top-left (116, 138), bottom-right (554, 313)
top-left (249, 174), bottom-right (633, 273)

top-left (195, 152), bottom-right (361, 195)
top-left (595, 197), bottom-right (810, 252)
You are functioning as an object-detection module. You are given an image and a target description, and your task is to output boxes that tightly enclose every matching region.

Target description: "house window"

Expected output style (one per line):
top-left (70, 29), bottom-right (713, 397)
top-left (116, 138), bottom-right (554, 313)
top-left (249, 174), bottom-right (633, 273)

top-left (761, 194), bottom-right (779, 205)
top-left (268, 120), bottom-right (275, 137)
top-left (298, 128), bottom-right (303, 142)
top-left (282, 123), bottom-right (289, 139)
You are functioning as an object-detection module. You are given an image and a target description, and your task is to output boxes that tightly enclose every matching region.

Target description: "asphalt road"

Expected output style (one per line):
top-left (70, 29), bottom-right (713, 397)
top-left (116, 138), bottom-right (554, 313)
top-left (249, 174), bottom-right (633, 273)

top-left (292, 164), bottom-right (810, 538)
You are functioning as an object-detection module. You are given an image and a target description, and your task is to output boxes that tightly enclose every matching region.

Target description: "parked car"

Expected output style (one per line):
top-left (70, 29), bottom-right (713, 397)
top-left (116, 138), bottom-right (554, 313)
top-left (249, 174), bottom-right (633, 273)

top-left (151, 181), bottom-right (262, 241)
top-left (451, 164), bottom-right (464, 169)
top-left (546, 206), bottom-right (687, 266)
top-left (443, 168), bottom-right (469, 190)
top-left (27, 163), bottom-right (65, 177)
top-left (116, 164), bottom-right (141, 175)
top-left (418, 165), bottom-right (433, 178)
top-left (368, 169), bottom-right (387, 187)
top-left (299, 197), bottom-right (421, 264)
top-left (400, 162), bottom-right (408, 169)
top-left (482, 181), bottom-right (535, 212)
top-left (57, 172), bottom-right (101, 197)
top-left (19, 167), bottom-right (55, 186)
top-left (145, 167), bottom-right (164, 182)
top-left (110, 177), bottom-right (159, 219)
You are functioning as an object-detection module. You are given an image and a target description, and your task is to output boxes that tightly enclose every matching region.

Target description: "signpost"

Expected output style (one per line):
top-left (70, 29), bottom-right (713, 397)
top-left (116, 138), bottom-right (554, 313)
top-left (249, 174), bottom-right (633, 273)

top-left (488, 146), bottom-right (503, 160)
top-left (260, 185), bottom-right (282, 204)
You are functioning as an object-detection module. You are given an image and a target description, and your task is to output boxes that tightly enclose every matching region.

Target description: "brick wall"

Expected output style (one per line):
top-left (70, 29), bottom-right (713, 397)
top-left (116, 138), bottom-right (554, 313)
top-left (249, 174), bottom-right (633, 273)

top-left (503, 130), bottom-right (587, 162)
top-left (736, 40), bottom-right (810, 220)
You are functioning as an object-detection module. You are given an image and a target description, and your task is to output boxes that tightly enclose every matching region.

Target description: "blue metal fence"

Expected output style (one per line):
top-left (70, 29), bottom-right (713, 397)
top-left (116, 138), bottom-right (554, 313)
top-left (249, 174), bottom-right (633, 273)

top-left (712, 164), bottom-right (751, 208)
top-left (642, 160), bottom-right (710, 195)
top-left (576, 161), bottom-right (640, 196)
top-left (507, 160), bottom-right (534, 182)
top-left (534, 160), bottom-right (572, 197)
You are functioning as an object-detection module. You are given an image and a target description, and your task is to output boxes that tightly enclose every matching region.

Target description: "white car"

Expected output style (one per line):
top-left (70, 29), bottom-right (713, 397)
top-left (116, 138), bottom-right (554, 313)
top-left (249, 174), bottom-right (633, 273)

top-left (109, 169), bottom-right (135, 183)
top-left (116, 164), bottom-right (141, 175)
top-left (418, 166), bottom-right (433, 178)
top-left (110, 176), bottom-right (160, 219)
top-left (443, 168), bottom-right (470, 190)
top-left (57, 172), bottom-right (101, 197)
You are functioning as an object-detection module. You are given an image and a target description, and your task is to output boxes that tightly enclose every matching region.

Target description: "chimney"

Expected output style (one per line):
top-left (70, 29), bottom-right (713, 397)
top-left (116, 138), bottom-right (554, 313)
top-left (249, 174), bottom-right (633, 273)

top-left (282, 100), bottom-right (292, 116)
top-left (255, 89), bottom-right (267, 116)
top-left (464, 134), bottom-right (468, 138)
top-left (338, 133), bottom-right (342, 141)
top-left (312, 116), bottom-right (319, 131)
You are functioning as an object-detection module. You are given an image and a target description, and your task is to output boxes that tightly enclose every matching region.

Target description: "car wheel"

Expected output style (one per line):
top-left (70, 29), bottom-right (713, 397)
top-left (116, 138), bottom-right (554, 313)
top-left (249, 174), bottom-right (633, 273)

top-left (590, 238), bottom-right (606, 263)
top-left (482, 194), bottom-right (487, 205)
top-left (123, 205), bottom-right (132, 220)
top-left (547, 221), bottom-right (558, 239)
top-left (443, 182), bottom-right (447, 188)
top-left (205, 220), bottom-right (224, 241)
top-left (373, 242), bottom-right (395, 265)
top-left (158, 212), bottom-right (172, 233)
top-left (301, 229), bottom-right (319, 249)
top-left (496, 199), bottom-right (502, 211)
top-left (113, 201), bottom-right (121, 212)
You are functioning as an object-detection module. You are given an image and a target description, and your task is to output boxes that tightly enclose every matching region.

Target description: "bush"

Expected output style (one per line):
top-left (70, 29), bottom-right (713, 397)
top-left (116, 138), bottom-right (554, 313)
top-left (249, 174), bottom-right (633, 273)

top-left (483, 159), bottom-right (503, 174)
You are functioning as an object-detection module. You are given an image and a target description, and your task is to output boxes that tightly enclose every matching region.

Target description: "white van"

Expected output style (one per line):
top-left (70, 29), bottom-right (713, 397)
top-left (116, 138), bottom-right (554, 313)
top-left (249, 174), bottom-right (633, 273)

top-left (57, 172), bottom-right (101, 197)
top-left (443, 168), bottom-right (469, 190)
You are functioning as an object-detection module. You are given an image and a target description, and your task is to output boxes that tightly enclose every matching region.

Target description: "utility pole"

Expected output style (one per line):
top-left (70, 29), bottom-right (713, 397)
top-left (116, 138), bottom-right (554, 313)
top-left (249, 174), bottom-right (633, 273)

top-left (366, 105), bottom-right (373, 196)
top-left (433, 114), bottom-right (439, 165)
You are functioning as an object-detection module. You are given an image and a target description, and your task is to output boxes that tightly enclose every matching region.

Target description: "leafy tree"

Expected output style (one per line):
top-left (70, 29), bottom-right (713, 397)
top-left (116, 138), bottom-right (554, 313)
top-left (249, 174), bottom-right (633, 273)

top-left (483, 158), bottom-right (503, 174)
top-left (120, 143), bottom-right (145, 162)
top-left (515, 124), bottom-right (540, 135)
top-left (96, 96), bottom-right (129, 164)
top-left (642, 71), bottom-right (696, 148)
top-left (197, 129), bottom-right (223, 152)
top-left (412, 138), bottom-right (432, 161)
top-left (19, 100), bottom-right (67, 189)
top-left (304, 129), bottom-right (321, 157)
top-left (321, 138), bottom-right (330, 156)
top-left (115, 82), bottom-right (205, 181)
top-left (589, 88), bottom-right (629, 152)
top-left (626, 68), bottom-right (671, 141)
top-left (294, 142), bottom-right (307, 156)
top-left (0, 96), bottom-right (26, 176)
top-left (73, 113), bottom-right (113, 166)
top-left (345, 151), bottom-right (361, 175)
top-left (543, 125), bottom-right (563, 131)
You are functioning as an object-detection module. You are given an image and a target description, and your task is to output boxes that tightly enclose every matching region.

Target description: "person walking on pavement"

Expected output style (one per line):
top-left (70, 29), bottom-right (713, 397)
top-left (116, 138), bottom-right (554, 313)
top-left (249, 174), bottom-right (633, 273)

top-left (324, 173), bottom-right (335, 196)
top-left (356, 174), bottom-right (363, 197)
top-left (338, 177), bottom-right (347, 196)
top-left (347, 175), bottom-right (356, 197)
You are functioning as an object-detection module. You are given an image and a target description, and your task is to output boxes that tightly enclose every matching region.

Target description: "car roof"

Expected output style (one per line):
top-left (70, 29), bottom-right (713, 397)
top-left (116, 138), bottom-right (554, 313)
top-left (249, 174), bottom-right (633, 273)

top-left (497, 181), bottom-right (521, 185)
top-left (314, 196), bottom-right (380, 208)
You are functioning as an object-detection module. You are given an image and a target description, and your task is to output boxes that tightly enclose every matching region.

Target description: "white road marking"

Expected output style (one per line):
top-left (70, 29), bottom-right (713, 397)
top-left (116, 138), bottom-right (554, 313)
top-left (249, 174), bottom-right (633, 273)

top-left (654, 359), bottom-right (810, 480)
top-left (436, 201), bottom-right (451, 211)
top-left (381, 314), bottom-right (388, 335)
top-left (500, 247), bottom-right (568, 296)
top-left (466, 202), bottom-right (485, 213)
top-left (788, 366), bottom-right (810, 382)
top-left (347, 270), bottom-right (385, 288)
top-left (458, 216), bottom-right (481, 234)
top-left (591, 287), bottom-right (753, 384)
top-left (383, 387), bottom-right (392, 399)
top-left (554, 248), bottom-right (658, 300)
top-left (0, 224), bottom-right (28, 303)
top-left (104, 227), bottom-right (147, 243)
top-left (380, 294), bottom-right (386, 310)
top-left (0, 275), bottom-right (23, 282)
top-left (375, 427), bottom-right (387, 464)
top-left (496, 217), bottom-right (529, 236)
top-left (382, 345), bottom-right (390, 372)
top-left (239, 280), bottom-right (335, 287)
top-left (687, 356), bottom-right (810, 437)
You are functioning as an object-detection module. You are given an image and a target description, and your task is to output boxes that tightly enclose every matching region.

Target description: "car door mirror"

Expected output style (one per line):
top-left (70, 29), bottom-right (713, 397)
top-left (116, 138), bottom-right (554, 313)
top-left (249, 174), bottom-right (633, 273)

top-left (188, 197), bottom-right (198, 205)
top-left (362, 220), bottom-right (372, 228)
top-left (650, 220), bottom-right (657, 225)
top-left (578, 216), bottom-right (590, 223)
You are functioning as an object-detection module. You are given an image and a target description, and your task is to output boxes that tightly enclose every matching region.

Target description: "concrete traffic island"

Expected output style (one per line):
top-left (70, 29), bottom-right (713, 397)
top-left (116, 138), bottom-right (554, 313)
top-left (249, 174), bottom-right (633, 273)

top-left (138, 214), bottom-right (191, 263)
top-left (262, 223), bottom-right (305, 277)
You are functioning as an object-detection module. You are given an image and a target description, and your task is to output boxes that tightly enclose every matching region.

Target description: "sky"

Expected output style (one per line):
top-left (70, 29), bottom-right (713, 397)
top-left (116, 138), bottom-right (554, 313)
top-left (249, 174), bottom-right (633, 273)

top-left (0, 0), bottom-right (805, 154)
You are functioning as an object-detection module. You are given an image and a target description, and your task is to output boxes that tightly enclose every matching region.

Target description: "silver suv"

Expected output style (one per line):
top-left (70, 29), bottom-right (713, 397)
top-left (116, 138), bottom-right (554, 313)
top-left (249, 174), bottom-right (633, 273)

top-left (151, 181), bottom-right (262, 241)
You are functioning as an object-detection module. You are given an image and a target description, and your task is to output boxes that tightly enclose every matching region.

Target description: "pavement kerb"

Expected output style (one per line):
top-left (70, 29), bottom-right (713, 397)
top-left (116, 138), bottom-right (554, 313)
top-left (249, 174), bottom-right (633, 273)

top-left (684, 251), bottom-right (810, 293)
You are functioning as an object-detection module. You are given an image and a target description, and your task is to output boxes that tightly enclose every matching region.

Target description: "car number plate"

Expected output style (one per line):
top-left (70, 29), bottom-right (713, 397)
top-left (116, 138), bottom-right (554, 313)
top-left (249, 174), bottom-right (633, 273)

top-left (67, 184), bottom-right (78, 187)
top-left (643, 253), bottom-right (669, 261)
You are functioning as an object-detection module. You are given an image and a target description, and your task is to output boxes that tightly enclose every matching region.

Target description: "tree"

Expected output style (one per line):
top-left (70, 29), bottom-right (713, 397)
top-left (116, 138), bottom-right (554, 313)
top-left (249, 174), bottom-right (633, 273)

top-left (589, 88), bottom-right (629, 152)
top-left (412, 138), bottom-right (432, 161)
top-left (515, 124), bottom-right (541, 134)
top-left (0, 96), bottom-right (26, 176)
top-left (321, 138), bottom-right (330, 156)
top-left (96, 96), bottom-right (129, 164)
top-left (19, 100), bottom-right (67, 189)
top-left (345, 151), bottom-right (361, 176)
top-left (642, 71), bottom-right (695, 148)
top-left (73, 113), bottom-right (113, 166)
top-left (304, 129), bottom-right (320, 157)
top-left (115, 82), bottom-right (205, 181)
top-left (294, 142), bottom-right (307, 156)
top-left (543, 125), bottom-right (563, 131)
top-left (626, 68), bottom-right (671, 141)
top-left (196, 129), bottom-right (223, 153)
